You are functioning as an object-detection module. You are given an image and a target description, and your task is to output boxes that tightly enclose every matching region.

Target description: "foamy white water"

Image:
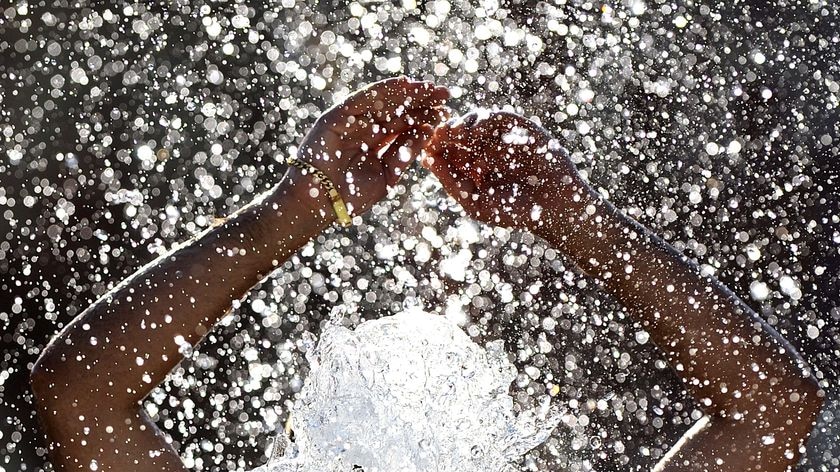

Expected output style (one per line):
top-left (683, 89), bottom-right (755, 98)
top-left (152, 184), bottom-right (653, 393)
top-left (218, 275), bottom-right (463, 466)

top-left (252, 309), bottom-right (562, 472)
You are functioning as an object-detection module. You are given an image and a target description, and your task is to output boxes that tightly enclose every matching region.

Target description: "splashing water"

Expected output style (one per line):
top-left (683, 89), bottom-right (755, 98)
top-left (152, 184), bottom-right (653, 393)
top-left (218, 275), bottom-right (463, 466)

top-left (252, 309), bottom-right (562, 472)
top-left (2, 0), bottom-right (838, 469)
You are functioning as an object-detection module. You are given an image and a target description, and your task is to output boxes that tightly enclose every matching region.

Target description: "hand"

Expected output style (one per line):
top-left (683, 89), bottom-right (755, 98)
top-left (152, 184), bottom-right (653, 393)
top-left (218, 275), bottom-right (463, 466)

top-left (423, 110), bottom-right (590, 232)
top-left (290, 76), bottom-right (449, 222)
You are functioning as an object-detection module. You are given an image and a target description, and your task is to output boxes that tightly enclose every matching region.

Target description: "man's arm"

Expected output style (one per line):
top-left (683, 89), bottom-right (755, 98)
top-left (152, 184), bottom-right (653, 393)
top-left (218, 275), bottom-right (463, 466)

top-left (424, 110), bottom-right (823, 471)
top-left (31, 179), bottom-right (327, 470)
top-left (539, 190), bottom-right (823, 471)
top-left (29, 177), bottom-right (333, 471)
top-left (30, 77), bottom-right (448, 471)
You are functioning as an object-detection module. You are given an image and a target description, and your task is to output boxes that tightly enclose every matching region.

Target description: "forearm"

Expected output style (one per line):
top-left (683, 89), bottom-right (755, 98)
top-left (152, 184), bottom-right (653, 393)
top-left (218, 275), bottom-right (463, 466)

top-left (423, 107), bottom-right (821, 470)
top-left (538, 189), bottom-right (817, 409)
top-left (29, 77), bottom-right (446, 471)
top-left (654, 412), bottom-right (820, 472)
top-left (32, 170), bottom-right (330, 408)
top-left (534, 187), bottom-right (821, 471)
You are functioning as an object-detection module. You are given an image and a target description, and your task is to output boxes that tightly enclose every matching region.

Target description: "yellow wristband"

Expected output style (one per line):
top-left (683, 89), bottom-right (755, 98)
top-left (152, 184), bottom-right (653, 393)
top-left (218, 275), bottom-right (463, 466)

top-left (286, 156), bottom-right (352, 227)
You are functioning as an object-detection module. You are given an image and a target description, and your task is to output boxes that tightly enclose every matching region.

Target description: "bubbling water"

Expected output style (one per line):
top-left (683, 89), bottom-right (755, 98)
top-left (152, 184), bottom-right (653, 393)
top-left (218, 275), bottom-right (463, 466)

top-left (252, 309), bottom-right (562, 472)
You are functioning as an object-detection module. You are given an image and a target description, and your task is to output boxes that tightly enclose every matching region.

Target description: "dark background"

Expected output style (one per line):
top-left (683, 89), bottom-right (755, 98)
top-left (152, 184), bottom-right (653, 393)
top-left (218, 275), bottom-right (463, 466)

top-left (1, 0), bottom-right (838, 470)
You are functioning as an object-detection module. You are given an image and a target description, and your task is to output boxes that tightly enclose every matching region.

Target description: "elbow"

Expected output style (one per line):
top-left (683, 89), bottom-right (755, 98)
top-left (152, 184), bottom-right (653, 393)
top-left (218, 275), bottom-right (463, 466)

top-left (30, 350), bottom-right (62, 411)
top-left (30, 359), bottom-right (56, 430)
top-left (31, 351), bottom-right (51, 398)
top-left (774, 377), bottom-right (824, 462)
top-left (759, 374), bottom-right (824, 443)
top-left (30, 343), bottom-right (76, 416)
top-left (30, 346), bottom-right (91, 432)
top-left (794, 376), bottom-right (824, 430)
top-left (707, 372), bottom-right (824, 433)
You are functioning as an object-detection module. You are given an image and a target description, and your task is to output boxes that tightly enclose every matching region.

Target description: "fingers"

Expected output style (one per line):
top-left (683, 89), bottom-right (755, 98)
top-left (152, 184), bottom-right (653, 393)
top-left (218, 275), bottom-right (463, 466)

top-left (381, 124), bottom-right (434, 187)
top-left (436, 109), bottom-right (543, 147)
top-left (424, 109), bottom-right (549, 182)
top-left (339, 77), bottom-right (450, 118)
top-left (351, 106), bottom-right (449, 160)
top-left (363, 105), bottom-right (449, 138)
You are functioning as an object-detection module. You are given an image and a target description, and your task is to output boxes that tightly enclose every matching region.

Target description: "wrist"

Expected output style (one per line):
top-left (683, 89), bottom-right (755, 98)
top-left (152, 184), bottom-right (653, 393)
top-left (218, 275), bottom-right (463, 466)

top-left (250, 171), bottom-right (335, 250)
top-left (529, 178), bottom-right (596, 238)
top-left (533, 185), bottom-right (608, 252)
top-left (282, 166), bottom-right (337, 225)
